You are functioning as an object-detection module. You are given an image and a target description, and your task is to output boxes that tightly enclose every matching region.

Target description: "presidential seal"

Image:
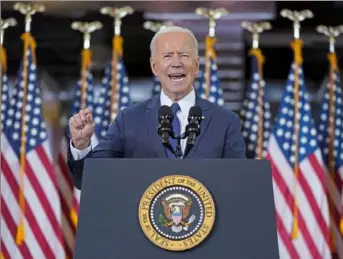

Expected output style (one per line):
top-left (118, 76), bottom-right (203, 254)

top-left (138, 175), bottom-right (215, 251)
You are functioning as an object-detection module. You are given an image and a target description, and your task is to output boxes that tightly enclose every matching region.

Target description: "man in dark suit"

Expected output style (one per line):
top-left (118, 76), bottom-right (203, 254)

top-left (68, 26), bottom-right (246, 189)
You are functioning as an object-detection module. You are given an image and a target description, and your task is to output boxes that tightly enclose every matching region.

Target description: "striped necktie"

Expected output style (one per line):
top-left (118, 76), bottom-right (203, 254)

top-left (167, 103), bottom-right (181, 158)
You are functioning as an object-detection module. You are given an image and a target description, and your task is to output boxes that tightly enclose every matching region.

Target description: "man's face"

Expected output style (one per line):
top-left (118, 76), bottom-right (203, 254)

top-left (150, 31), bottom-right (200, 99)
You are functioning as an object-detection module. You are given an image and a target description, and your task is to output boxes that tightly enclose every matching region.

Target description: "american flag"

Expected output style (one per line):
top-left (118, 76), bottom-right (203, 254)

top-left (317, 53), bottom-right (343, 259)
top-left (151, 75), bottom-right (161, 96)
top-left (240, 49), bottom-right (272, 159)
top-left (197, 36), bottom-right (224, 106)
top-left (55, 49), bottom-right (97, 258)
top-left (0, 33), bottom-right (65, 259)
top-left (93, 41), bottom-right (131, 139)
top-left (265, 40), bottom-right (331, 259)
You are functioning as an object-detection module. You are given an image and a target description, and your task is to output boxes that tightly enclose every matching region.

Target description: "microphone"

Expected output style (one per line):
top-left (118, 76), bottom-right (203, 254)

top-left (157, 105), bottom-right (173, 145)
top-left (184, 106), bottom-right (203, 157)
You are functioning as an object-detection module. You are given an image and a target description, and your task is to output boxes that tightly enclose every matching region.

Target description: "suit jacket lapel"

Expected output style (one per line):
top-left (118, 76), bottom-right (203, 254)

top-left (185, 96), bottom-right (212, 158)
top-left (146, 95), bottom-right (168, 158)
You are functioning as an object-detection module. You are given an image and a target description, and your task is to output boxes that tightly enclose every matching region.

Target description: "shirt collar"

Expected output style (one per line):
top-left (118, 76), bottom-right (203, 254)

top-left (160, 88), bottom-right (196, 113)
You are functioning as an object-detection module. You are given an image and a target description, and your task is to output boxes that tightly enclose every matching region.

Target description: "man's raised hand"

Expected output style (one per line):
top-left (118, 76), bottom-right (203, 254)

top-left (69, 108), bottom-right (95, 150)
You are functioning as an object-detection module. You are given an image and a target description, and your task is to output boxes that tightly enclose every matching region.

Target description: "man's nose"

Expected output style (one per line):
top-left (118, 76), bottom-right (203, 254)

top-left (171, 55), bottom-right (182, 67)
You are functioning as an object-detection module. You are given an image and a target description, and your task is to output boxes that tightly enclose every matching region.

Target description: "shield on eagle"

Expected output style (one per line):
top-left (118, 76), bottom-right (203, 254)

top-left (160, 193), bottom-right (195, 233)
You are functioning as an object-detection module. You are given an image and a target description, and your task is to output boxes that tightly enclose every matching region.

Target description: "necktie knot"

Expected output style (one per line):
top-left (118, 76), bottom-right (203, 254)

top-left (171, 103), bottom-right (180, 115)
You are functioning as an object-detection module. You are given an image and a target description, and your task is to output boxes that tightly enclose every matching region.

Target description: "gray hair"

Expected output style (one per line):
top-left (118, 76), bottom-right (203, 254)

top-left (150, 26), bottom-right (199, 56)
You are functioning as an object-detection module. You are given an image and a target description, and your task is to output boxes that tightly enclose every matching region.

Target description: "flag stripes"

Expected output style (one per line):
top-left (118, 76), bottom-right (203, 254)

top-left (268, 138), bottom-right (331, 258)
top-left (266, 39), bottom-right (331, 259)
top-left (317, 53), bottom-right (343, 259)
top-left (55, 150), bottom-right (76, 259)
top-left (0, 33), bottom-right (65, 259)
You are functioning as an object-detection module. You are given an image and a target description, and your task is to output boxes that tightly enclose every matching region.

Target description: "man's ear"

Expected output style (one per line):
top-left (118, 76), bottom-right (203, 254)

top-left (195, 56), bottom-right (200, 72)
top-left (150, 57), bottom-right (159, 76)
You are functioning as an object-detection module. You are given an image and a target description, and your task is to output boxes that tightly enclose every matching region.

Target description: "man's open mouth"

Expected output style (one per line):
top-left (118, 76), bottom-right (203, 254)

top-left (168, 73), bottom-right (186, 82)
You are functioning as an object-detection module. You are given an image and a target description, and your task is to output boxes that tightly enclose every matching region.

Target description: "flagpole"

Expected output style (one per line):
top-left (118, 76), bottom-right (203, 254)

top-left (281, 8), bottom-right (313, 239)
top-left (69, 21), bottom-right (102, 228)
top-left (71, 21), bottom-right (102, 110)
top-left (316, 24), bottom-right (343, 249)
top-left (241, 21), bottom-right (271, 159)
top-left (100, 6), bottom-right (134, 121)
top-left (0, 16), bottom-right (17, 259)
top-left (195, 8), bottom-right (228, 100)
top-left (12, 1), bottom-right (45, 245)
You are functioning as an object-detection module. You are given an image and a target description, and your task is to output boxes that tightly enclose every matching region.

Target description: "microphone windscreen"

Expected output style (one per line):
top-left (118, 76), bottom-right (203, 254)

top-left (188, 106), bottom-right (202, 119)
top-left (158, 105), bottom-right (173, 118)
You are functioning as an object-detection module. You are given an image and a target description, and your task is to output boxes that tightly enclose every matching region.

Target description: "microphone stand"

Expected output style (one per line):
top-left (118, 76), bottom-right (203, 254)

top-left (157, 123), bottom-right (185, 159)
top-left (170, 133), bottom-right (187, 159)
top-left (166, 133), bottom-right (187, 159)
top-left (158, 115), bottom-right (204, 159)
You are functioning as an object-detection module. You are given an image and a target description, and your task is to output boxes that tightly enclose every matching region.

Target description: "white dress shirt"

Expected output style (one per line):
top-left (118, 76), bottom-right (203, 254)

top-left (70, 88), bottom-right (196, 160)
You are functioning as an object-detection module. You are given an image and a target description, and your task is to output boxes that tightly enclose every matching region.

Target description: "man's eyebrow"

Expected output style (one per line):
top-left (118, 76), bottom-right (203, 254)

top-left (163, 51), bottom-right (190, 54)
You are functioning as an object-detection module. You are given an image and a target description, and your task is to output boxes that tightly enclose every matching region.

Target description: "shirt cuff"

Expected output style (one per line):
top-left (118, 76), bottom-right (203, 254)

top-left (70, 139), bottom-right (91, 160)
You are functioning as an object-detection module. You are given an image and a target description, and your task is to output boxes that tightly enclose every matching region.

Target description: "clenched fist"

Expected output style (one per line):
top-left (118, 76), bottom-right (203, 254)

top-left (69, 108), bottom-right (95, 150)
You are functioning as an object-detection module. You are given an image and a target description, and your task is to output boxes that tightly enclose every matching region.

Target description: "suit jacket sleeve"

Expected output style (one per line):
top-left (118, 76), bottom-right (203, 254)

top-left (222, 112), bottom-right (246, 159)
top-left (67, 110), bottom-right (125, 189)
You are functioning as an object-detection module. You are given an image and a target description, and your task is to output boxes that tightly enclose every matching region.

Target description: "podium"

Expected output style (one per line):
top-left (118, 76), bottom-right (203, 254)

top-left (73, 158), bottom-right (279, 259)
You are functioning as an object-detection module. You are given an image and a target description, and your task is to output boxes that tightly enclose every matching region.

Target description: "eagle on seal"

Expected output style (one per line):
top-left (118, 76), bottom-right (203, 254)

top-left (160, 193), bottom-right (196, 233)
